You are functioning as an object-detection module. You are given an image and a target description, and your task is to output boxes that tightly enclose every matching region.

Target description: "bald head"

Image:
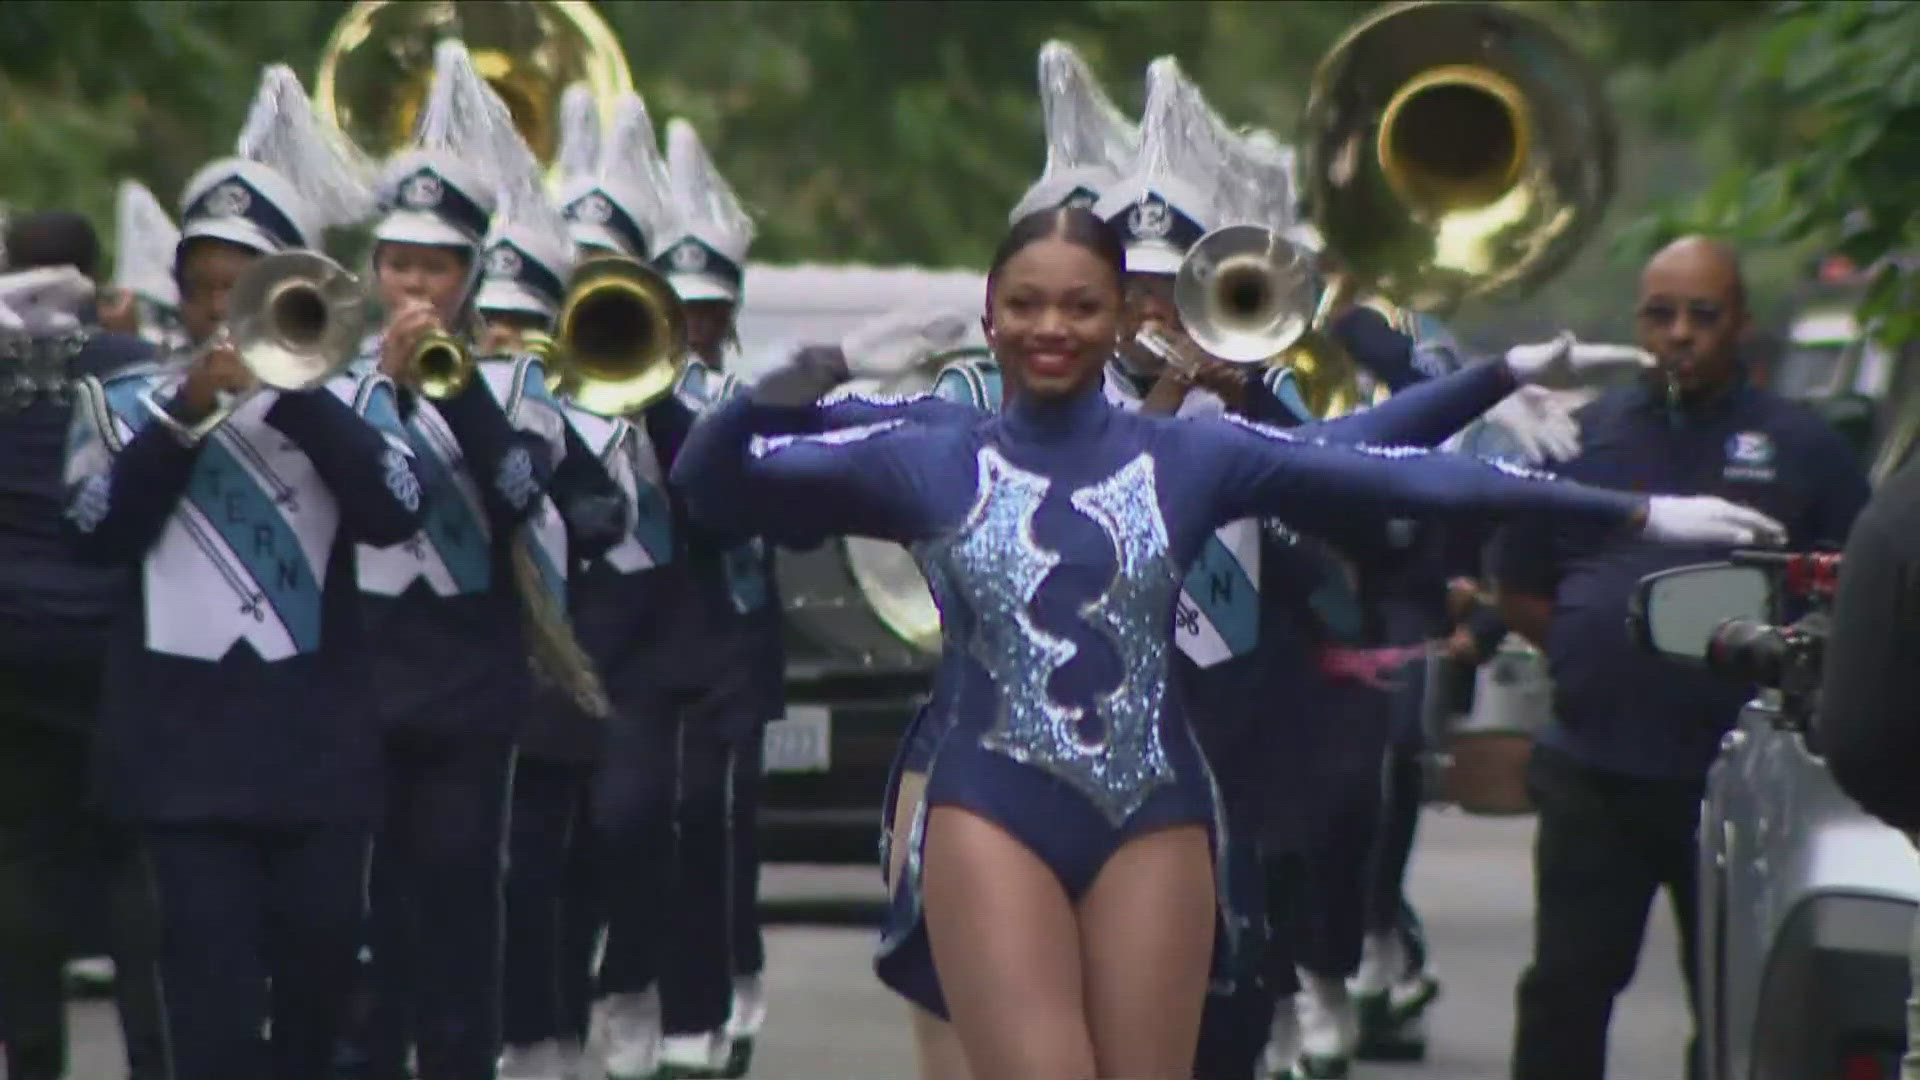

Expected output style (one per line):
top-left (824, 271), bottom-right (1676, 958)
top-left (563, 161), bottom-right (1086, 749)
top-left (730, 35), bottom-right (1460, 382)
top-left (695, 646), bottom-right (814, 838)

top-left (1637, 235), bottom-right (1749, 399)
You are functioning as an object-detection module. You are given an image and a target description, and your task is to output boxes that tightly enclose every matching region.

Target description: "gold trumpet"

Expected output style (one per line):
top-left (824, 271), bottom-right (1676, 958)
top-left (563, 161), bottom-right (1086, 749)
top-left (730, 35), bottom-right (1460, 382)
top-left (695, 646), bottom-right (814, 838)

top-left (412, 328), bottom-right (474, 400)
top-left (547, 255), bottom-right (687, 416)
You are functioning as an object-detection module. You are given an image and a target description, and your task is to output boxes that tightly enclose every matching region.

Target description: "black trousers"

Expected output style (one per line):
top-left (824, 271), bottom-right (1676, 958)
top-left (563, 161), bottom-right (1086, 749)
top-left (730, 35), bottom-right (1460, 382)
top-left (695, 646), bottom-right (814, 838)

top-left (1510, 745), bottom-right (1703, 1080)
top-left (1294, 765), bottom-right (1384, 981)
top-left (502, 757), bottom-right (599, 1047)
top-left (366, 730), bottom-right (516, 1080)
top-left (0, 722), bottom-right (165, 1080)
top-left (1364, 744), bottom-right (1427, 945)
top-left (1193, 975), bottom-right (1280, 1080)
top-left (730, 737), bottom-right (765, 980)
top-left (143, 822), bottom-right (369, 1080)
top-left (597, 700), bottom-right (748, 1036)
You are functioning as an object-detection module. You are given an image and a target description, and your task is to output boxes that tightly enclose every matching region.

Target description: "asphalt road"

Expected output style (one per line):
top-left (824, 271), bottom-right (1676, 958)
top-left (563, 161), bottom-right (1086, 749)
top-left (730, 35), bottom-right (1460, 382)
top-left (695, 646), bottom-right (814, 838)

top-left (54, 808), bottom-right (1690, 1080)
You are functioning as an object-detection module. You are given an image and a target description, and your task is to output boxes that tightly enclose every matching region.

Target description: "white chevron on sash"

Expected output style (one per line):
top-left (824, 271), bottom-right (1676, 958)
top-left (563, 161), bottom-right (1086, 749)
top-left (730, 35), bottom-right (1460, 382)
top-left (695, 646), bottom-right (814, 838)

top-left (1101, 363), bottom-right (1262, 668)
top-left (355, 398), bottom-right (494, 597)
top-left (564, 403), bottom-right (668, 575)
top-left (481, 356), bottom-right (566, 464)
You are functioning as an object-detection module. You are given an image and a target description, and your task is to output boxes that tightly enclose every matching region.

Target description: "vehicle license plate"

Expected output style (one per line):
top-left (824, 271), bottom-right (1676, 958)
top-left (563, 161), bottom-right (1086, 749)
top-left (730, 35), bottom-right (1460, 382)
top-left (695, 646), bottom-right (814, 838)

top-left (763, 706), bottom-right (831, 774)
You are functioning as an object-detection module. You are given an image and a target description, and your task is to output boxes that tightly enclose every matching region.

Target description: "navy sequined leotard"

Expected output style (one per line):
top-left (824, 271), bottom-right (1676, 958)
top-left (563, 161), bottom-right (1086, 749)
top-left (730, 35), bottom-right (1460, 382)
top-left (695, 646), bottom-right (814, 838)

top-left (673, 375), bottom-right (1641, 1016)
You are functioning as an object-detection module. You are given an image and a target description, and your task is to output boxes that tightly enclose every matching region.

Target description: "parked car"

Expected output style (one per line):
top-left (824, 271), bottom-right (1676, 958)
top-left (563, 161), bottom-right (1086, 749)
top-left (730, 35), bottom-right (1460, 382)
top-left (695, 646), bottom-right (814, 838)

top-left (1632, 558), bottom-right (1919, 1080)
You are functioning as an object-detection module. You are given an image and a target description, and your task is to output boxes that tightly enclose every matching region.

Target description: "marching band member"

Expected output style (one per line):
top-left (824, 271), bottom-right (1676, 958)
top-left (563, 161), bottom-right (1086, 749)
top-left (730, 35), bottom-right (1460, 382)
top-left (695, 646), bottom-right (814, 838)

top-left (563, 91), bottom-right (712, 1080)
top-left (474, 114), bottom-right (631, 1080)
top-left (0, 219), bottom-right (165, 1080)
top-left (627, 116), bottom-right (778, 1079)
top-left (62, 66), bottom-right (425, 1080)
top-left (352, 41), bottom-right (562, 1080)
top-left (670, 201), bottom-right (1785, 1080)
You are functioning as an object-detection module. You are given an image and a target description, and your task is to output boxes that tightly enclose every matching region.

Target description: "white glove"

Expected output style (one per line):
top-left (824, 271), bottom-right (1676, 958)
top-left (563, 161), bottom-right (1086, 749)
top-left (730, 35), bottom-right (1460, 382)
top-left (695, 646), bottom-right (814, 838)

top-left (1642, 495), bottom-right (1787, 548)
top-left (0, 267), bottom-right (93, 335)
top-left (1481, 385), bottom-right (1583, 464)
top-left (1505, 331), bottom-right (1653, 390)
top-left (838, 306), bottom-right (976, 384)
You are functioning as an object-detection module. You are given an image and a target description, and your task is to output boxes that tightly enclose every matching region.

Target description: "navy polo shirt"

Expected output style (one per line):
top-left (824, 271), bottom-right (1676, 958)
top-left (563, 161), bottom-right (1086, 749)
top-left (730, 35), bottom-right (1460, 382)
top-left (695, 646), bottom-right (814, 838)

top-left (1492, 373), bottom-right (1868, 778)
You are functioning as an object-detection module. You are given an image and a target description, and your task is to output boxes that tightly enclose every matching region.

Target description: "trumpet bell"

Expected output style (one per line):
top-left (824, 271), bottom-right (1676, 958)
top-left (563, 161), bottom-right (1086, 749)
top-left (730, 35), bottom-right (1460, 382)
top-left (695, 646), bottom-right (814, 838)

top-left (315, 0), bottom-right (632, 169)
top-left (414, 330), bottom-right (474, 400)
top-left (1304, 0), bottom-right (1616, 312)
top-left (226, 251), bottom-right (366, 391)
top-left (1175, 225), bottom-right (1320, 364)
top-left (556, 255), bottom-right (687, 416)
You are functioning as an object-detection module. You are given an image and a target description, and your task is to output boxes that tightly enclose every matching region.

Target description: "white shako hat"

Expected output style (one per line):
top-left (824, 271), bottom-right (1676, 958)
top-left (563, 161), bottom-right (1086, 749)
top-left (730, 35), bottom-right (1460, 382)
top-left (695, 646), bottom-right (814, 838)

top-left (114, 180), bottom-right (180, 308)
top-left (1092, 56), bottom-right (1236, 275)
top-left (560, 91), bottom-right (675, 262)
top-left (475, 105), bottom-right (576, 324)
top-left (178, 65), bottom-right (376, 257)
top-left (553, 82), bottom-right (604, 195)
top-left (650, 118), bottom-right (753, 304)
top-left (371, 40), bottom-right (521, 253)
top-left (1008, 40), bottom-right (1139, 222)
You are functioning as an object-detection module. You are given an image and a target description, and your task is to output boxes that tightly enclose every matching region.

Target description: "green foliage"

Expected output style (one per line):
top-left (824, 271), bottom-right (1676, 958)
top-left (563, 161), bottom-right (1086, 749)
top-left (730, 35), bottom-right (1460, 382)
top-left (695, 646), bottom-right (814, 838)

top-left (1616, 0), bottom-right (1920, 347)
top-left (0, 0), bottom-right (1908, 348)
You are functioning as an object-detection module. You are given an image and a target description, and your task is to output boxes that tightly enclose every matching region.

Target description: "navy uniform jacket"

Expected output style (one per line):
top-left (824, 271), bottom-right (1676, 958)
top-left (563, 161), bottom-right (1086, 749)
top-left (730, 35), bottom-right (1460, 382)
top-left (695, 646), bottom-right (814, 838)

top-left (1492, 374), bottom-right (1868, 779)
top-left (65, 364), bottom-right (426, 824)
top-left (0, 330), bottom-right (150, 730)
top-left (351, 353), bottom-right (558, 738)
top-left (518, 401), bottom-right (630, 765)
top-left (645, 362), bottom-right (784, 739)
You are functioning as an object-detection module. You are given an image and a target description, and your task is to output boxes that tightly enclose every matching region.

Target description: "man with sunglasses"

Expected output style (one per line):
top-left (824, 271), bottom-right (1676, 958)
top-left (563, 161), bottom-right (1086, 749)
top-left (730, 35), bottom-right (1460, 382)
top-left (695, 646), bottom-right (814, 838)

top-left (1493, 236), bottom-right (1870, 1080)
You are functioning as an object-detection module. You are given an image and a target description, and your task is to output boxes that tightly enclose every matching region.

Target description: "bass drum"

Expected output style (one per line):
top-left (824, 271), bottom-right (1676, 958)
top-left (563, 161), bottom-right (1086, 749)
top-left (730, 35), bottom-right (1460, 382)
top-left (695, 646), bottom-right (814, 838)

top-left (776, 536), bottom-right (940, 670)
top-left (1437, 635), bottom-right (1552, 815)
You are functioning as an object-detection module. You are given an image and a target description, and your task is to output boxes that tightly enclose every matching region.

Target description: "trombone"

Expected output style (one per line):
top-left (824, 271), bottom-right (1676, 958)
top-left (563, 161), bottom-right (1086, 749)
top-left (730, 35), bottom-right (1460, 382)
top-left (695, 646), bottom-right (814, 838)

top-left (541, 255), bottom-right (687, 416)
top-left (152, 251), bottom-right (367, 440)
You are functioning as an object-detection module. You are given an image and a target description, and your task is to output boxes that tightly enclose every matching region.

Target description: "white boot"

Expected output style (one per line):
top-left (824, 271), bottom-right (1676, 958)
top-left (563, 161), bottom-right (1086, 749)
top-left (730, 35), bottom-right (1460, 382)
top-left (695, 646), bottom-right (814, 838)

top-left (1262, 1000), bottom-right (1302, 1078)
top-left (659, 1029), bottom-right (731, 1077)
top-left (500, 1039), bottom-right (567, 1080)
top-left (725, 973), bottom-right (767, 1041)
top-left (555, 1036), bottom-right (590, 1080)
top-left (595, 988), bottom-right (664, 1080)
top-left (1296, 971), bottom-right (1357, 1079)
top-left (1350, 931), bottom-right (1404, 998)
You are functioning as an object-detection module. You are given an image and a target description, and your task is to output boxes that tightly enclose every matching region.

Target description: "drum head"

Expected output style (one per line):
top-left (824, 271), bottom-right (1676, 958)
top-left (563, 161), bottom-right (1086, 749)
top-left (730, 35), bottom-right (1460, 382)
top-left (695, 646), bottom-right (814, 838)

top-left (776, 538), bottom-right (940, 669)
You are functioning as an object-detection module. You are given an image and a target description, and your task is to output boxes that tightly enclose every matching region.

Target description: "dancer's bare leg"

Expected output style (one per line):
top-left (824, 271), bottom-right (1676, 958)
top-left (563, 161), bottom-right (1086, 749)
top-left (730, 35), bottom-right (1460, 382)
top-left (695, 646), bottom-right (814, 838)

top-left (1078, 824), bottom-right (1216, 1079)
top-left (922, 806), bottom-right (1095, 1080)
top-left (886, 771), bottom-right (973, 1080)
top-left (911, 1006), bottom-right (974, 1080)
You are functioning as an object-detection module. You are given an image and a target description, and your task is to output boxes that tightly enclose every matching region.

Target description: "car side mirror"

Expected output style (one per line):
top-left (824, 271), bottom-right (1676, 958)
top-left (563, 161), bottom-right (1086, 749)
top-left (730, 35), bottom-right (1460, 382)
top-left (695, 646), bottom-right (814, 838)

top-left (1628, 562), bottom-right (1773, 663)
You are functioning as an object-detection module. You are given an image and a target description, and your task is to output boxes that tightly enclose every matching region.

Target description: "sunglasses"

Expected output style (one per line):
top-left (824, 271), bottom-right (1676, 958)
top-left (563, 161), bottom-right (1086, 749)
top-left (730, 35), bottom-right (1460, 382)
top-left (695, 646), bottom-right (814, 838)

top-left (1637, 299), bottom-right (1727, 329)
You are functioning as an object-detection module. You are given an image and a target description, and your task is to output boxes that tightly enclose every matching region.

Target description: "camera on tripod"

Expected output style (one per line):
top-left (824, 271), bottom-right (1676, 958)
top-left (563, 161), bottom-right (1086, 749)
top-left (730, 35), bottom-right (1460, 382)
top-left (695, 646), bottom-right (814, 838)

top-left (1627, 550), bottom-right (1844, 719)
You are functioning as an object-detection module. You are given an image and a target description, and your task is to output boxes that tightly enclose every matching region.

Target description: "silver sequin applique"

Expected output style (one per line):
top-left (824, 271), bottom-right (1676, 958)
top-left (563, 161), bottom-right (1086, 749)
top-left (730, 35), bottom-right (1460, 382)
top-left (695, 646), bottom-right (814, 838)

top-left (939, 447), bottom-right (1085, 801)
top-left (1064, 453), bottom-right (1181, 826)
top-left (749, 418), bottom-right (905, 459)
